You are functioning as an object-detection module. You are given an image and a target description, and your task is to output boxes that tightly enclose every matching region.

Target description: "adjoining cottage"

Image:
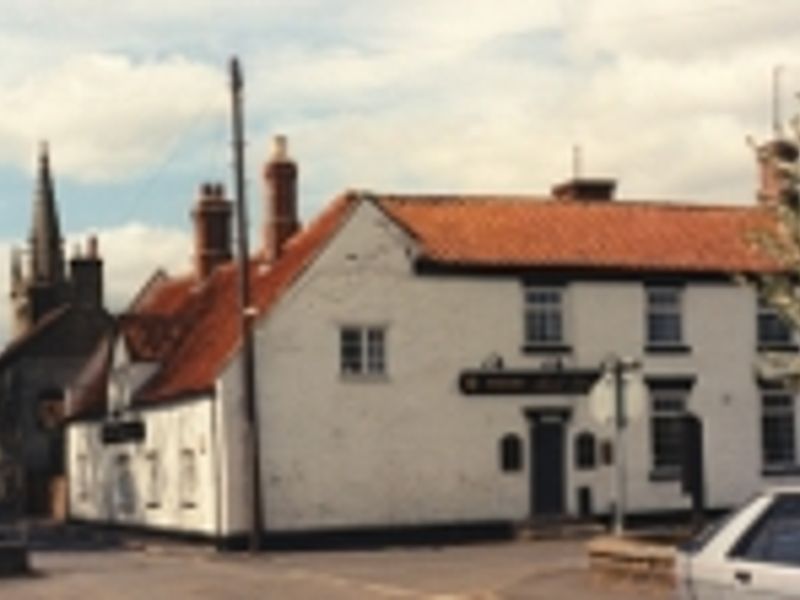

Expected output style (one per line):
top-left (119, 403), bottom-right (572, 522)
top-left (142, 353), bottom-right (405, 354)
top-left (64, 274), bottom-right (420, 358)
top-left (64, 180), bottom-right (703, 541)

top-left (65, 135), bottom-right (800, 542)
top-left (0, 144), bottom-right (112, 517)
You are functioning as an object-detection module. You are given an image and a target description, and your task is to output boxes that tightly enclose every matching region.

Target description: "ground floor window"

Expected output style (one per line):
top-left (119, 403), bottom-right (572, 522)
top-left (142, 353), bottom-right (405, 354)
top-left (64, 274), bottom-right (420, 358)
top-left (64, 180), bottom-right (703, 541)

top-left (762, 390), bottom-right (797, 471)
top-left (650, 388), bottom-right (687, 477)
top-left (575, 431), bottom-right (597, 470)
top-left (114, 454), bottom-right (135, 515)
top-left (500, 434), bottom-right (522, 472)
top-left (179, 449), bottom-right (198, 508)
top-left (145, 451), bottom-right (161, 509)
top-left (76, 454), bottom-right (89, 501)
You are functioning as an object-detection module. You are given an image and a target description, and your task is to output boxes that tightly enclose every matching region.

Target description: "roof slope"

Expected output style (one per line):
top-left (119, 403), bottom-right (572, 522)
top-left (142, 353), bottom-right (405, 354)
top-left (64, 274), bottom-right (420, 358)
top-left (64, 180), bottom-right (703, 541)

top-left (137, 193), bottom-right (356, 402)
top-left (377, 195), bottom-right (780, 273)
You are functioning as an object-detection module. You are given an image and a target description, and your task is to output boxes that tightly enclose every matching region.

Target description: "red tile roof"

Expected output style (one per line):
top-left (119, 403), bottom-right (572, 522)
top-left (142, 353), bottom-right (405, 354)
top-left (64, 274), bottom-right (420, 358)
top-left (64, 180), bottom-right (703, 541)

top-left (377, 195), bottom-right (781, 274)
top-left (70, 191), bottom-right (784, 416)
top-left (120, 271), bottom-right (202, 362)
top-left (136, 192), bottom-right (357, 403)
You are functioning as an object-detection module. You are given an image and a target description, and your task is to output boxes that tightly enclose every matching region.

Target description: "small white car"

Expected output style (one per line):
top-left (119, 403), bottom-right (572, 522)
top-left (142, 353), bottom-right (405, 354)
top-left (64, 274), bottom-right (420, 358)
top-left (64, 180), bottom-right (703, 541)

top-left (676, 487), bottom-right (800, 598)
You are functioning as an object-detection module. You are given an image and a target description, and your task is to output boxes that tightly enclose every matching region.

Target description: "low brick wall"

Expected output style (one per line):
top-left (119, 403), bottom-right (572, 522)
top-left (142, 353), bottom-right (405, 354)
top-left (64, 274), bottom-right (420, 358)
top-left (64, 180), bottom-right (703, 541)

top-left (587, 535), bottom-right (676, 587)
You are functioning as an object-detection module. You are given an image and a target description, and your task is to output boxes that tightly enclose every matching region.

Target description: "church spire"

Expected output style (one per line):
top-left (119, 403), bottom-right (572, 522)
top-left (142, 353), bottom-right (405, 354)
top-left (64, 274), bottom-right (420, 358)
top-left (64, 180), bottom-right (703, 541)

top-left (30, 141), bottom-right (64, 284)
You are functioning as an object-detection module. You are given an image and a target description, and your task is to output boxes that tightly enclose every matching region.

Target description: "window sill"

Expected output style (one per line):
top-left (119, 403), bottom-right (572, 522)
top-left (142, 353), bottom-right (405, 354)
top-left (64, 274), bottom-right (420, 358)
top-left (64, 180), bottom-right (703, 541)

top-left (521, 343), bottom-right (572, 355)
top-left (645, 344), bottom-right (691, 355)
top-left (181, 502), bottom-right (197, 510)
top-left (762, 465), bottom-right (800, 477)
top-left (649, 468), bottom-right (681, 482)
top-left (758, 343), bottom-right (799, 353)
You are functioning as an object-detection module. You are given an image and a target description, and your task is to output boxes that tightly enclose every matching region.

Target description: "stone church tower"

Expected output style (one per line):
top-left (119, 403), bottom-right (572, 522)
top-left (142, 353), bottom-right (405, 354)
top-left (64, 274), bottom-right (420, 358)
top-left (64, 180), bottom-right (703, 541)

top-left (10, 143), bottom-right (70, 336)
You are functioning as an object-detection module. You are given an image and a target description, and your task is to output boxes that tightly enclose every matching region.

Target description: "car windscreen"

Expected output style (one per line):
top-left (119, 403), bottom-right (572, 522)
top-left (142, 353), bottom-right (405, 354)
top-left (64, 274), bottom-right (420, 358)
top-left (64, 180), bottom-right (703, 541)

top-left (680, 494), bottom-right (761, 555)
top-left (730, 493), bottom-right (800, 566)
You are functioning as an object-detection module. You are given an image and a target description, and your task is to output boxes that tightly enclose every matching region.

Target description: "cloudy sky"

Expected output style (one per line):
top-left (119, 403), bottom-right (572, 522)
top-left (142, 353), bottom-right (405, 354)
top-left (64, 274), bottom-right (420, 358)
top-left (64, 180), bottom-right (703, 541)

top-left (0, 0), bottom-right (798, 342)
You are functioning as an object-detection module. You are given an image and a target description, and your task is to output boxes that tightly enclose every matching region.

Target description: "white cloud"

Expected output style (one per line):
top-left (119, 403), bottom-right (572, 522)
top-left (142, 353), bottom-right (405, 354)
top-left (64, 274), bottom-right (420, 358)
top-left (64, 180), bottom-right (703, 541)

top-left (0, 53), bottom-right (226, 182)
top-left (0, 0), bottom-right (798, 217)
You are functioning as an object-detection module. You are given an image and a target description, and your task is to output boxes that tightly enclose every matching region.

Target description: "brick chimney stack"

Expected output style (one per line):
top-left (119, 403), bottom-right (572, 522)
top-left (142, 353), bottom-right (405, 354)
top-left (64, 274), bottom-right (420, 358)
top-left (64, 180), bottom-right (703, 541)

top-left (552, 177), bottom-right (616, 202)
top-left (70, 235), bottom-right (103, 308)
top-left (264, 135), bottom-right (299, 262)
top-left (192, 182), bottom-right (233, 279)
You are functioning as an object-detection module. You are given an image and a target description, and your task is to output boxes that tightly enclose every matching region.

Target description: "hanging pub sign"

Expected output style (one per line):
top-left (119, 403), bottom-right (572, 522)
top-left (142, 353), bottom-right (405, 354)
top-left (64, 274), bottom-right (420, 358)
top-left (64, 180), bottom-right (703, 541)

top-left (101, 420), bottom-right (146, 445)
top-left (459, 369), bottom-right (600, 396)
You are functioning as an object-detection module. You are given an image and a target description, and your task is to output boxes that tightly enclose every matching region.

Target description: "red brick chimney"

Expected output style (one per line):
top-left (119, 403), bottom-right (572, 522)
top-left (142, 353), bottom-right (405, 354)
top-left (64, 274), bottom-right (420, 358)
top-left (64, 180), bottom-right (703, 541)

top-left (69, 235), bottom-right (103, 308)
top-left (192, 182), bottom-right (232, 279)
top-left (264, 135), bottom-right (299, 262)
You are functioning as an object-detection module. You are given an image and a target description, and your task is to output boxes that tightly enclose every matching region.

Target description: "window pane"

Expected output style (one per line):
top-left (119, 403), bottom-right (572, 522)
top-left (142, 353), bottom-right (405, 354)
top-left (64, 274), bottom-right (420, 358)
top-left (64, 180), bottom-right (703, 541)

top-left (366, 328), bottom-right (385, 374)
top-left (758, 299), bottom-right (793, 345)
top-left (180, 449), bottom-right (197, 507)
top-left (525, 288), bottom-right (563, 344)
top-left (653, 417), bottom-right (684, 469)
top-left (340, 326), bottom-right (388, 377)
top-left (762, 393), bottom-right (797, 468)
top-left (646, 288), bottom-right (683, 345)
top-left (758, 313), bottom-right (793, 344)
top-left (648, 314), bottom-right (681, 343)
top-left (575, 432), bottom-right (597, 470)
top-left (115, 454), bottom-right (135, 515)
top-left (146, 451), bottom-right (160, 507)
top-left (650, 390), bottom-right (687, 472)
top-left (500, 434), bottom-right (522, 472)
top-left (340, 328), bottom-right (363, 374)
top-left (763, 416), bottom-right (796, 465)
top-left (649, 289), bottom-right (679, 307)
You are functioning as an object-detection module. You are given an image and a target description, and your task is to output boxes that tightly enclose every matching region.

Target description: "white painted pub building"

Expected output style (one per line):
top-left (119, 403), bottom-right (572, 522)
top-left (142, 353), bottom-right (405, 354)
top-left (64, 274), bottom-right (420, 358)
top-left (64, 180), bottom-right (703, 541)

top-left (64, 136), bottom-right (800, 541)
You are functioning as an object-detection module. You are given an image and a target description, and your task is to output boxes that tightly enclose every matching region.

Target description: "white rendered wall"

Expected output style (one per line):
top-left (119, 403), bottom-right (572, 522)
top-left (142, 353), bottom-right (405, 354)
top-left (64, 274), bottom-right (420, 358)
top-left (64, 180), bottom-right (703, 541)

top-left (245, 199), bottom-right (793, 531)
top-left (67, 396), bottom-right (219, 535)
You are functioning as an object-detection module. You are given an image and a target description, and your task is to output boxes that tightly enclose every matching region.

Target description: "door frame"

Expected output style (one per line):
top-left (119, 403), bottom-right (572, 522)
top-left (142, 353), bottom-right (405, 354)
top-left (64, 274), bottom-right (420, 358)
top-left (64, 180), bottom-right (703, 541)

top-left (525, 408), bottom-right (571, 519)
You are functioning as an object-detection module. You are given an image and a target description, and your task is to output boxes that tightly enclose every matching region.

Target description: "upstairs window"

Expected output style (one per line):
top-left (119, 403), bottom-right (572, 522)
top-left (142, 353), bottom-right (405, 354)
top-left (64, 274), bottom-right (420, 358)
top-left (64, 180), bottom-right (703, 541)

top-left (762, 390), bottom-right (797, 472)
top-left (524, 287), bottom-right (564, 347)
top-left (758, 298), bottom-right (794, 348)
top-left (646, 286), bottom-right (683, 347)
top-left (340, 326), bottom-right (387, 377)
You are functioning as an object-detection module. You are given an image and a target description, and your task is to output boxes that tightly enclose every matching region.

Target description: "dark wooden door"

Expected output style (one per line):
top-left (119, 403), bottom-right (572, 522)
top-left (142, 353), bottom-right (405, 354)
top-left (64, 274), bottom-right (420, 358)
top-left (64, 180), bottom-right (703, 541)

top-left (531, 416), bottom-right (566, 517)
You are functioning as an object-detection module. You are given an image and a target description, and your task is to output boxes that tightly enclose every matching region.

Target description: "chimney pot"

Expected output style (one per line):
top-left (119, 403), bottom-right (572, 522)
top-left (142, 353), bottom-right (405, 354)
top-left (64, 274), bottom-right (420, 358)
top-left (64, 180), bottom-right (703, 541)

top-left (87, 235), bottom-right (99, 259)
top-left (271, 135), bottom-right (289, 162)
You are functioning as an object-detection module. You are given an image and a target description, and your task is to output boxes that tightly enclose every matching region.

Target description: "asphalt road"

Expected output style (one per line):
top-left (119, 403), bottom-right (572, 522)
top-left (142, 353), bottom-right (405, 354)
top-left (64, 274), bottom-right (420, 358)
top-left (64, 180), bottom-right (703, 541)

top-left (1, 539), bottom-right (676, 599)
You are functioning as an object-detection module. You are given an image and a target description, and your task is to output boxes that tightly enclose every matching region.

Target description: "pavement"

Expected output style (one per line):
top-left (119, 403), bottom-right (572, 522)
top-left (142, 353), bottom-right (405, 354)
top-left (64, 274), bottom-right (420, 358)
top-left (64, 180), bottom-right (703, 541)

top-left (0, 538), bottom-right (677, 599)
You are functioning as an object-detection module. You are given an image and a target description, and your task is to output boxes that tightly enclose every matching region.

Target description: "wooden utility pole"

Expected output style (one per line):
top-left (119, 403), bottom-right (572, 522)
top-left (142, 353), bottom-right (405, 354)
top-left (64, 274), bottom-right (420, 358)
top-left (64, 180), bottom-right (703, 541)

top-left (229, 56), bottom-right (263, 552)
